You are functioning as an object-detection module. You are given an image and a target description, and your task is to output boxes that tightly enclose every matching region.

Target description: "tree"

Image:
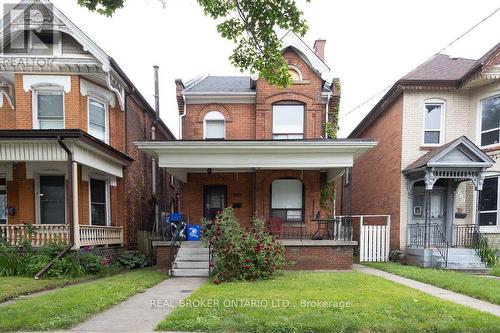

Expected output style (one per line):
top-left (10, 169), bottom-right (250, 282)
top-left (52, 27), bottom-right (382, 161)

top-left (77, 0), bottom-right (309, 87)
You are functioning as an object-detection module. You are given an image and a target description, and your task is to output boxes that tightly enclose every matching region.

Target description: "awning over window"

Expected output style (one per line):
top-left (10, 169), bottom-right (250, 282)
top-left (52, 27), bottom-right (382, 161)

top-left (135, 139), bottom-right (377, 183)
top-left (403, 136), bottom-right (494, 190)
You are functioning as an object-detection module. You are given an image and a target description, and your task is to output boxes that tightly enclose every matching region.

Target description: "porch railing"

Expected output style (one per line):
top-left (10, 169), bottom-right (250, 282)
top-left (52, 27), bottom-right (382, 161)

top-left (0, 224), bottom-right (123, 248)
top-left (408, 223), bottom-right (449, 266)
top-left (0, 224), bottom-right (69, 246)
top-left (78, 225), bottom-right (123, 247)
top-left (453, 224), bottom-right (489, 265)
top-left (278, 216), bottom-right (353, 241)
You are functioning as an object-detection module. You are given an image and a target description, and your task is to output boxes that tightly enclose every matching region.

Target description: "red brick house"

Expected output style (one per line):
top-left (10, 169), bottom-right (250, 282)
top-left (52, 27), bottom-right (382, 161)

top-left (0, 0), bottom-right (177, 249)
top-left (347, 42), bottom-right (500, 270)
top-left (137, 31), bottom-right (377, 272)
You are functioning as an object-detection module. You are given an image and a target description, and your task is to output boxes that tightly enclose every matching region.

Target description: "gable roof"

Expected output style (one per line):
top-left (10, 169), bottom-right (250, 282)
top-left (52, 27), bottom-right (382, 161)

top-left (349, 42), bottom-right (500, 138)
top-left (403, 136), bottom-right (494, 173)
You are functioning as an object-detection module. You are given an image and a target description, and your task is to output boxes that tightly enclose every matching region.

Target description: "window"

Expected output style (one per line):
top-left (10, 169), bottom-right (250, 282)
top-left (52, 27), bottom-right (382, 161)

top-left (479, 177), bottom-right (499, 227)
top-left (481, 95), bottom-right (500, 147)
top-left (424, 102), bottom-right (444, 145)
top-left (0, 178), bottom-right (6, 224)
top-left (88, 99), bottom-right (107, 142)
top-left (30, 31), bottom-right (59, 55)
top-left (90, 179), bottom-right (108, 226)
top-left (272, 104), bottom-right (304, 139)
top-left (204, 111), bottom-right (225, 139)
top-left (288, 66), bottom-right (302, 81)
top-left (169, 175), bottom-right (175, 187)
top-left (271, 179), bottom-right (303, 222)
top-left (36, 91), bottom-right (64, 129)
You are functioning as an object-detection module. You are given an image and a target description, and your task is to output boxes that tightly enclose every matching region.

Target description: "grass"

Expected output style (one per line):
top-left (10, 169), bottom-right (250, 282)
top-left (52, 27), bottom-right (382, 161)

top-left (157, 272), bottom-right (500, 333)
top-left (0, 268), bottom-right (166, 331)
top-left (364, 262), bottom-right (500, 305)
top-left (491, 265), bottom-right (500, 277)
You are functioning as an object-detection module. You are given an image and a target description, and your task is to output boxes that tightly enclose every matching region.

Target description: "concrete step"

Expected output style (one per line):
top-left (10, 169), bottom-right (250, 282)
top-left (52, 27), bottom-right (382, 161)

top-left (447, 248), bottom-right (477, 255)
top-left (175, 254), bottom-right (209, 261)
top-left (174, 261), bottom-right (209, 269)
top-left (180, 241), bottom-right (205, 248)
top-left (177, 247), bottom-right (209, 255)
top-left (435, 261), bottom-right (487, 270)
top-left (434, 255), bottom-right (484, 263)
top-left (171, 268), bottom-right (209, 277)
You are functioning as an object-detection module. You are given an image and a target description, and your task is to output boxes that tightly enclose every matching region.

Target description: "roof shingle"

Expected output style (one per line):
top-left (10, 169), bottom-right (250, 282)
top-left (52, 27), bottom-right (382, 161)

top-left (401, 54), bottom-right (476, 81)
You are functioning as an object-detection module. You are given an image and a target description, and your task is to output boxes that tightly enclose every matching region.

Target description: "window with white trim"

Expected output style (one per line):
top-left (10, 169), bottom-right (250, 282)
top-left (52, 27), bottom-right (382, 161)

top-left (423, 102), bottom-right (444, 145)
top-left (480, 94), bottom-right (500, 147)
top-left (36, 91), bottom-right (64, 129)
top-left (478, 177), bottom-right (499, 228)
top-left (88, 99), bottom-right (107, 142)
top-left (272, 104), bottom-right (305, 139)
top-left (90, 178), bottom-right (108, 226)
top-left (271, 179), bottom-right (303, 222)
top-left (204, 111), bottom-right (225, 140)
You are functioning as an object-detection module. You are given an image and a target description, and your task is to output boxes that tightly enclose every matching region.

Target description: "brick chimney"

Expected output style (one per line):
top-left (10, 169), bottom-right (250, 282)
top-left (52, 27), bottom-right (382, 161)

top-left (313, 39), bottom-right (326, 62)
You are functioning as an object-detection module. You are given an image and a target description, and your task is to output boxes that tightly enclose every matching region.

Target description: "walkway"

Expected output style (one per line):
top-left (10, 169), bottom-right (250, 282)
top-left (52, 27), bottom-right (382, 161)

top-left (69, 276), bottom-right (207, 332)
top-left (354, 264), bottom-right (500, 317)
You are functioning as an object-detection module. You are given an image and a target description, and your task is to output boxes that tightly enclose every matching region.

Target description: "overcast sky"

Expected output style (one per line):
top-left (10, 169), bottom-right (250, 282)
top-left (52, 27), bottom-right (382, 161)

top-left (4, 0), bottom-right (499, 137)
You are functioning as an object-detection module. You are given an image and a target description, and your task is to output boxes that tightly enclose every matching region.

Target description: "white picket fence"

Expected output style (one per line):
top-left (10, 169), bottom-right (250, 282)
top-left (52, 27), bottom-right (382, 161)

top-left (359, 215), bottom-right (391, 262)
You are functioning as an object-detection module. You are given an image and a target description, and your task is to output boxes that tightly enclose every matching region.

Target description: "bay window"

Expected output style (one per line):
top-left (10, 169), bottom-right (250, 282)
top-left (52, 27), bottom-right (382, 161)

top-left (36, 91), bottom-right (64, 129)
top-left (271, 179), bottom-right (303, 222)
top-left (480, 94), bottom-right (500, 147)
top-left (423, 102), bottom-right (444, 145)
top-left (88, 99), bottom-right (107, 142)
top-left (90, 178), bottom-right (108, 226)
top-left (479, 177), bottom-right (499, 228)
top-left (272, 104), bottom-right (304, 139)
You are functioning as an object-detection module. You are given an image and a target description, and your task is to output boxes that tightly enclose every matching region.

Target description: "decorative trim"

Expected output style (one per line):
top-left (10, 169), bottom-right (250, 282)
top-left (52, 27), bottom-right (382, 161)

top-left (80, 79), bottom-right (116, 108)
top-left (23, 75), bottom-right (71, 92)
top-left (105, 73), bottom-right (125, 111)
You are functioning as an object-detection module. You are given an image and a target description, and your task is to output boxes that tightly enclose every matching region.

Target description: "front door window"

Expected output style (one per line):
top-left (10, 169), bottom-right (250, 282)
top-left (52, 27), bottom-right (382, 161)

top-left (0, 178), bottom-right (6, 224)
top-left (39, 175), bottom-right (65, 225)
top-left (204, 185), bottom-right (227, 219)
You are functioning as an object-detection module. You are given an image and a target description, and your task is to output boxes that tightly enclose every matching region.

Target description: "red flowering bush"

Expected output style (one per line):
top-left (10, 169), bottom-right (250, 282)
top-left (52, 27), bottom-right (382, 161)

top-left (201, 208), bottom-right (285, 283)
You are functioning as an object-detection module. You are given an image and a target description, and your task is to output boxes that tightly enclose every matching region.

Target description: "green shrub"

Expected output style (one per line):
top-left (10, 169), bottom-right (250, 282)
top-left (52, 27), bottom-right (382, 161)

top-left (118, 253), bottom-right (153, 270)
top-left (23, 254), bottom-right (51, 276)
top-left (79, 253), bottom-right (104, 274)
top-left (0, 244), bottom-right (25, 276)
top-left (202, 208), bottom-right (285, 283)
top-left (48, 253), bottom-right (86, 277)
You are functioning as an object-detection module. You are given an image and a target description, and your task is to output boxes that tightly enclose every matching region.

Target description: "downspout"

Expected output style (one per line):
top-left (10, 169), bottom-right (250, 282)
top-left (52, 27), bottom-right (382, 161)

top-left (179, 97), bottom-right (186, 139)
top-left (35, 137), bottom-right (74, 279)
top-left (325, 92), bottom-right (331, 138)
top-left (152, 66), bottom-right (160, 234)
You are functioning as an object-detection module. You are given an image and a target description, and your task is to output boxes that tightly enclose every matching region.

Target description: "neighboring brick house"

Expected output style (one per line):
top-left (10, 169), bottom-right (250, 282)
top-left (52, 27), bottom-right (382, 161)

top-left (0, 0), bottom-right (177, 249)
top-left (137, 31), bottom-right (377, 271)
top-left (348, 42), bottom-right (500, 269)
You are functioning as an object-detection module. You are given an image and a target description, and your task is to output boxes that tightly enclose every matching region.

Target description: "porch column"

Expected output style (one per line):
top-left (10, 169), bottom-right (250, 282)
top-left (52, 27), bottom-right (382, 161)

top-left (424, 189), bottom-right (431, 249)
top-left (72, 162), bottom-right (80, 249)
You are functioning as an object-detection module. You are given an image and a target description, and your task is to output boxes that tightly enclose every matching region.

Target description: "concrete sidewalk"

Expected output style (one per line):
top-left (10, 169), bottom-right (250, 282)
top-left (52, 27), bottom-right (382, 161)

top-left (69, 276), bottom-right (206, 332)
top-left (354, 264), bottom-right (500, 317)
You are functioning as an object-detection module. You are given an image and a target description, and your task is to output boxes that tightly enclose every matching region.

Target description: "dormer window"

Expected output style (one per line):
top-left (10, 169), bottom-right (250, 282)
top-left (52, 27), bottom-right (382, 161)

top-left (272, 103), bottom-right (305, 139)
top-left (204, 111), bottom-right (225, 140)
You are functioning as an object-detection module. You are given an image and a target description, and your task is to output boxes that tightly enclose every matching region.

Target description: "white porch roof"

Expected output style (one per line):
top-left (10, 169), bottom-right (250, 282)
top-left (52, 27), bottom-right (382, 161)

top-left (135, 140), bottom-right (377, 182)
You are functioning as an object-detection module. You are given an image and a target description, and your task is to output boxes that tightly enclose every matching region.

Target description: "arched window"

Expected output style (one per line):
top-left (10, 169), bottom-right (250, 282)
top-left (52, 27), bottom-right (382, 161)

top-left (288, 65), bottom-right (302, 81)
top-left (204, 111), bottom-right (225, 140)
top-left (271, 179), bottom-right (303, 222)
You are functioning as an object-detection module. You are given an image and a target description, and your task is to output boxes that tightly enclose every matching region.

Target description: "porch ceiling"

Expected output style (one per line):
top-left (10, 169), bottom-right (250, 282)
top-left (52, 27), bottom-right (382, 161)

top-left (135, 139), bottom-right (377, 182)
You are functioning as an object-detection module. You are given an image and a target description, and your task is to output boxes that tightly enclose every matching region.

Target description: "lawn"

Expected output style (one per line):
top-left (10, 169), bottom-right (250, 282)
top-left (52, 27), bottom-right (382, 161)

top-left (0, 268), bottom-right (165, 331)
top-left (364, 262), bottom-right (500, 305)
top-left (157, 272), bottom-right (500, 333)
top-left (492, 265), bottom-right (500, 277)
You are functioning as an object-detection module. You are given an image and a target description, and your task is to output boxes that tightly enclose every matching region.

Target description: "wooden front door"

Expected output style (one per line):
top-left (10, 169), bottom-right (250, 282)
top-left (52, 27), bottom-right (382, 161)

top-left (204, 185), bottom-right (227, 220)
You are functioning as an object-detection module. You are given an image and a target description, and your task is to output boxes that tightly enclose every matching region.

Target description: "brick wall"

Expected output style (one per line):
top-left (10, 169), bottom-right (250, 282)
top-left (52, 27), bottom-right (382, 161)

top-left (350, 95), bottom-right (403, 250)
top-left (7, 162), bottom-right (35, 224)
top-left (284, 245), bottom-right (353, 270)
top-left (155, 244), bottom-right (178, 272)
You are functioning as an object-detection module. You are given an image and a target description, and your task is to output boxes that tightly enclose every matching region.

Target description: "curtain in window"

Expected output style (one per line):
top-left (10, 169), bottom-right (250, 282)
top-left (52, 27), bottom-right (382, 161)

top-left (38, 92), bottom-right (64, 129)
top-left (272, 104), bottom-right (304, 139)
top-left (89, 100), bottom-right (106, 141)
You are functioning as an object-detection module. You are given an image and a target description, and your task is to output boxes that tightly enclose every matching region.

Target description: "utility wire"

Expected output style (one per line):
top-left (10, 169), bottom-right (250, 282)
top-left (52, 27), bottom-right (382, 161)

top-left (340, 5), bottom-right (500, 120)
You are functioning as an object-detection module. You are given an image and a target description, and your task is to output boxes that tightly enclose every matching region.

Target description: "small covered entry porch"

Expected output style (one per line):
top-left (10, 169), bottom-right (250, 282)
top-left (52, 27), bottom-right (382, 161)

top-left (136, 139), bottom-right (377, 270)
top-left (403, 136), bottom-right (494, 268)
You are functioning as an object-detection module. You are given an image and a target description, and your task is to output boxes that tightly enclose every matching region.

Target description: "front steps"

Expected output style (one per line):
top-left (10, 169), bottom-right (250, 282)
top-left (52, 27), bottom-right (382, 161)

top-left (433, 248), bottom-right (489, 273)
top-left (171, 241), bottom-right (210, 277)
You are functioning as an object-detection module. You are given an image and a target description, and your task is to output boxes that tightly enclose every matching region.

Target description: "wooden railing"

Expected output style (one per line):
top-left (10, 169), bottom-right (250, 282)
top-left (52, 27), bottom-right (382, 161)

top-left (0, 224), bottom-right (123, 248)
top-left (78, 225), bottom-right (123, 247)
top-left (0, 224), bottom-right (69, 246)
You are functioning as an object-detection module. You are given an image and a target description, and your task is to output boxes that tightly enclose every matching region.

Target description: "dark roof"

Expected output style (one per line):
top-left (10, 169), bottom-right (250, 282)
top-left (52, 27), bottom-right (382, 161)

top-left (403, 137), bottom-right (460, 172)
top-left (0, 129), bottom-right (134, 165)
top-left (184, 76), bottom-right (255, 93)
top-left (401, 54), bottom-right (476, 81)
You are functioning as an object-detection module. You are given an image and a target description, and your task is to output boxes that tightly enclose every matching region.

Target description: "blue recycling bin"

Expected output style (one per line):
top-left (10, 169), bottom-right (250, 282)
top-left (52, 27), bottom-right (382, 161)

top-left (187, 225), bottom-right (201, 241)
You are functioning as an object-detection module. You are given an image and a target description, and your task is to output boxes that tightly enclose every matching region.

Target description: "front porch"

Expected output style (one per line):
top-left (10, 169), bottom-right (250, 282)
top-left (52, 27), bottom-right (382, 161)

top-left (0, 130), bottom-right (132, 248)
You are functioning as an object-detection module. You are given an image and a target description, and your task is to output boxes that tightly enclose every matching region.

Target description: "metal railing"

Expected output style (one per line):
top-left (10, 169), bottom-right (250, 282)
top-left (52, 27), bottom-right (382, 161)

top-left (453, 224), bottom-right (489, 265)
top-left (408, 223), bottom-right (449, 267)
top-left (273, 216), bottom-right (353, 241)
top-left (168, 226), bottom-right (184, 276)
